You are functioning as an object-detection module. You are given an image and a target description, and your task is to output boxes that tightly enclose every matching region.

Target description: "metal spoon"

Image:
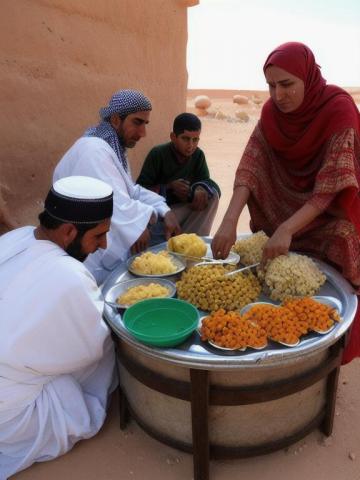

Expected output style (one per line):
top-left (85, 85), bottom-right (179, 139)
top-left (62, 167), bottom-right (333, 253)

top-left (224, 262), bottom-right (260, 277)
top-left (169, 251), bottom-right (216, 262)
top-left (194, 259), bottom-right (235, 267)
top-left (170, 251), bottom-right (238, 265)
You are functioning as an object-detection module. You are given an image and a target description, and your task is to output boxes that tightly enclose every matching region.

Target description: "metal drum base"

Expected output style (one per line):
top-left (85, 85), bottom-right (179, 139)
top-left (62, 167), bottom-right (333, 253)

top-left (116, 338), bottom-right (343, 480)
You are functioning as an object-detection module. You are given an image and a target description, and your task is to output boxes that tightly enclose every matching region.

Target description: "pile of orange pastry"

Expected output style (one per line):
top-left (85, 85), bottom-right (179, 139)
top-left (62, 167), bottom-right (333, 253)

top-left (200, 297), bottom-right (341, 349)
top-left (200, 309), bottom-right (268, 349)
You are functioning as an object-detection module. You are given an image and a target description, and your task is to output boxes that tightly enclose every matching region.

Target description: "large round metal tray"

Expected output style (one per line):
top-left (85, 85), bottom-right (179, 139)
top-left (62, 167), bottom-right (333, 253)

top-left (102, 236), bottom-right (358, 370)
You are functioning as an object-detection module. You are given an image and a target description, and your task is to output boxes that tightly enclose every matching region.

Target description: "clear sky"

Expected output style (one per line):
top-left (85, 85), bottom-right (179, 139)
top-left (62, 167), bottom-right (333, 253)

top-left (187, 0), bottom-right (360, 90)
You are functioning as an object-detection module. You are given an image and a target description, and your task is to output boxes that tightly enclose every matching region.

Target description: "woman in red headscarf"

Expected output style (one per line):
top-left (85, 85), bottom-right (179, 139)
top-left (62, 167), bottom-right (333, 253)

top-left (211, 42), bottom-right (360, 364)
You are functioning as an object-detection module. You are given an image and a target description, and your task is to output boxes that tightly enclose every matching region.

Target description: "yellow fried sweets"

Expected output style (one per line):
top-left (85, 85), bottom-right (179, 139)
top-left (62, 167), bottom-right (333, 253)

top-left (200, 309), bottom-right (267, 349)
top-left (257, 253), bottom-right (326, 302)
top-left (118, 283), bottom-right (170, 306)
top-left (232, 231), bottom-right (269, 265)
top-left (130, 251), bottom-right (177, 275)
top-left (176, 264), bottom-right (261, 312)
top-left (167, 233), bottom-right (207, 258)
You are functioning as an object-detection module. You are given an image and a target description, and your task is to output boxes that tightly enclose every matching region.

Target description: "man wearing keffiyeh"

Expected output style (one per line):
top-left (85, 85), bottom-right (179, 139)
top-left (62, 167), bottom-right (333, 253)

top-left (53, 89), bottom-right (181, 284)
top-left (85, 89), bottom-right (152, 172)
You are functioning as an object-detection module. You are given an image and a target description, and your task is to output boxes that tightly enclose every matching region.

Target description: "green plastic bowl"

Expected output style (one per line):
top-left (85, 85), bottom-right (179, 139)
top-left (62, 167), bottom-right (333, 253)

top-left (123, 297), bottom-right (199, 347)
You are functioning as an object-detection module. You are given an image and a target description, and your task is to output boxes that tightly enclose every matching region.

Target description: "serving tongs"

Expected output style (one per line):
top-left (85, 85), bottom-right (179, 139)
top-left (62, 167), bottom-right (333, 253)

top-left (169, 251), bottom-right (238, 266)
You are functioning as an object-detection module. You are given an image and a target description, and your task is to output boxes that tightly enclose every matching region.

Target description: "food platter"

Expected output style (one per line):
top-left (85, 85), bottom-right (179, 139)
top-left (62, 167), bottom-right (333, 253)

top-left (105, 278), bottom-right (176, 309)
top-left (102, 236), bottom-right (357, 369)
top-left (196, 317), bottom-right (246, 351)
top-left (127, 251), bottom-right (186, 277)
top-left (311, 295), bottom-right (343, 314)
top-left (240, 302), bottom-right (298, 347)
top-left (196, 295), bottom-right (344, 351)
top-left (239, 302), bottom-right (299, 348)
top-left (310, 296), bottom-right (342, 334)
top-left (197, 313), bottom-right (267, 352)
top-left (208, 340), bottom-right (244, 351)
top-left (240, 302), bottom-right (276, 315)
top-left (241, 296), bottom-right (342, 346)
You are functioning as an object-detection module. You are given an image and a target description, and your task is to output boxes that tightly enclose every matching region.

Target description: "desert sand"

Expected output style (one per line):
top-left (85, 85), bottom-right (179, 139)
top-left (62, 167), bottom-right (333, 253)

top-left (13, 90), bottom-right (360, 480)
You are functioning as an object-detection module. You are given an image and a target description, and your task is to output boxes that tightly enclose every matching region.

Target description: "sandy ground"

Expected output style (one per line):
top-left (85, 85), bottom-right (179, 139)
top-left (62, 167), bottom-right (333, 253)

top-left (14, 91), bottom-right (360, 480)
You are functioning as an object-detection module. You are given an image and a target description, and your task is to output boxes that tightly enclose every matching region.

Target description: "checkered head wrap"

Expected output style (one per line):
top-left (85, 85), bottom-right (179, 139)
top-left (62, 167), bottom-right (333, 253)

top-left (99, 89), bottom-right (152, 119)
top-left (84, 90), bottom-right (152, 173)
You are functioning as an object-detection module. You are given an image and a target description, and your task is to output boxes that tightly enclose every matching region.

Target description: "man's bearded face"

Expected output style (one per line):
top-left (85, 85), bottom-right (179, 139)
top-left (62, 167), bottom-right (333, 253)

top-left (113, 111), bottom-right (150, 148)
top-left (65, 233), bottom-right (88, 262)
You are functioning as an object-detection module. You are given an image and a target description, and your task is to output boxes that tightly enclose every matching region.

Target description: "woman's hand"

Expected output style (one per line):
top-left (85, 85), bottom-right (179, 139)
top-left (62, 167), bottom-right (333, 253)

top-left (261, 203), bottom-right (322, 264)
top-left (262, 224), bottom-right (292, 263)
top-left (211, 220), bottom-right (237, 259)
top-left (211, 185), bottom-right (250, 259)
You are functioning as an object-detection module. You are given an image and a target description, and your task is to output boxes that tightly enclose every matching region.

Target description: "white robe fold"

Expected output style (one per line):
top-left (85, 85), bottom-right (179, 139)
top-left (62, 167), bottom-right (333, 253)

top-left (53, 137), bottom-right (170, 284)
top-left (0, 227), bottom-right (115, 479)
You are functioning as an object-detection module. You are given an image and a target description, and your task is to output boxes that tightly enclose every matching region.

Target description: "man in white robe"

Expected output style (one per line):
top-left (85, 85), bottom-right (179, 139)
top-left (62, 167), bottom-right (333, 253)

top-left (0, 176), bottom-right (116, 479)
top-left (53, 89), bottom-right (181, 284)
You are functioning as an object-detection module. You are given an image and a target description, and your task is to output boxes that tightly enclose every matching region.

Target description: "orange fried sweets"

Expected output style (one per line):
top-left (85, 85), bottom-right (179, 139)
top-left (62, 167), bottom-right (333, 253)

top-left (242, 304), bottom-right (306, 346)
top-left (200, 309), bottom-right (267, 349)
top-left (282, 297), bottom-right (341, 332)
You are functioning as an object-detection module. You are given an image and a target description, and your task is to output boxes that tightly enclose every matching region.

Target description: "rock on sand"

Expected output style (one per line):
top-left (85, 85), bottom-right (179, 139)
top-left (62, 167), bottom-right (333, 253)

top-left (194, 95), bottom-right (211, 109)
top-left (233, 94), bottom-right (249, 105)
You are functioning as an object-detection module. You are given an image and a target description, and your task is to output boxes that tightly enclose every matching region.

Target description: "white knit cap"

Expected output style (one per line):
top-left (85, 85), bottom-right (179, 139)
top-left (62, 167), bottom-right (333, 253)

top-left (45, 176), bottom-right (113, 224)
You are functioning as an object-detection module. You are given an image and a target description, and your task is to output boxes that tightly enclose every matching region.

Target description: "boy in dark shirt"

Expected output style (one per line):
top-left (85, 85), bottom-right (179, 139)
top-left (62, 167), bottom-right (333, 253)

top-left (137, 113), bottom-right (220, 239)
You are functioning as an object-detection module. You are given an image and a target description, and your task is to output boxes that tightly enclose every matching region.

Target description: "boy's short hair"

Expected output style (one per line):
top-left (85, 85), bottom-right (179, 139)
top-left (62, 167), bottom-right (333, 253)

top-left (173, 113), bottom-right (201, 136)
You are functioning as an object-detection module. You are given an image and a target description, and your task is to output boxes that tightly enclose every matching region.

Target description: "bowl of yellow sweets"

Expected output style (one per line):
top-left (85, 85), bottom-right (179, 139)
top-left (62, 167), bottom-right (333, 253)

top-left (127, 250), bottom-right (185, 277)
top-left (105, 278), bottom-right (176, 309)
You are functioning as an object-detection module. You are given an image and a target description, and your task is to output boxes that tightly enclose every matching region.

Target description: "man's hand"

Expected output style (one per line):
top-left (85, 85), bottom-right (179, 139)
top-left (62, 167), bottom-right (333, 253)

top-left (163, 211), bottom-right (181, 240)
top-left (148, 212), bottom-right (157, 226)
top-left (190, 187), bottom-right (209, 211)
top-left (130, 228), bottom-right (151, 254)
top-left (168, 179), bottom-right (190, 203)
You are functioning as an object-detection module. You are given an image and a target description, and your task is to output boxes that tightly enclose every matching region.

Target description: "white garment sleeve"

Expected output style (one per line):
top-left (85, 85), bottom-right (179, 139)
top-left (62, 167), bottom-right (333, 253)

top-left (55, 139), bottom-right (165, 269)
top-left (31, 265), bottom-right (109, 375)
top-left (0, 253), bottom-right (110, 377)
top-left (134, 183), bottom-right (170, 218)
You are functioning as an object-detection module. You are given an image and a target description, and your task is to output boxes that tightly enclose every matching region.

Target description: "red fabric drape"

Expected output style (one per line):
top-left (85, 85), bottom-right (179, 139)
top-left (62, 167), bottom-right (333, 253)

top-left (259, 42), bottom-right (360, 364)
top-left (261, 42), bottom-right (360, 238)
